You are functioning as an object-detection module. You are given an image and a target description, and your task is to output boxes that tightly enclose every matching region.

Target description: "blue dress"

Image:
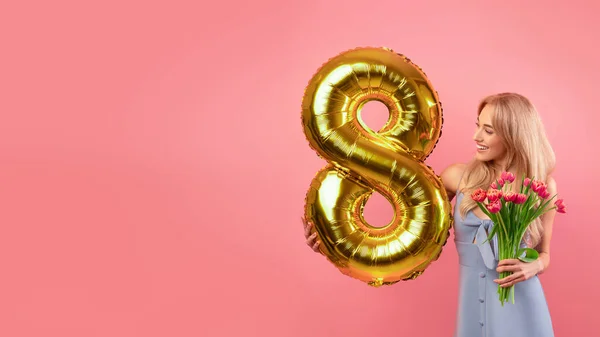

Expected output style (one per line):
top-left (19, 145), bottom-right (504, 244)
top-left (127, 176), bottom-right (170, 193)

top-left (453, 191), bottom-right (554, 337)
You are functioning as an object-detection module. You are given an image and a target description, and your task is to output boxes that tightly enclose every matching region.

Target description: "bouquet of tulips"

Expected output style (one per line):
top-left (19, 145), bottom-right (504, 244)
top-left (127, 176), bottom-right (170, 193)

top-left (470, 172), bottom-right (566, 306)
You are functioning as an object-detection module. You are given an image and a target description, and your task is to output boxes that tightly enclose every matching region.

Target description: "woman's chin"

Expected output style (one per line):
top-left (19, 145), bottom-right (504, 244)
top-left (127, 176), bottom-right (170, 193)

top-left (474, 153), bottom-right (491, 162)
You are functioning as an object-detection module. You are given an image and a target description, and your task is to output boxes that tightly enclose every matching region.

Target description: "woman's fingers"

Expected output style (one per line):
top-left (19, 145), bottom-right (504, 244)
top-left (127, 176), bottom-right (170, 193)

top-left (312, 241), bottom-right (320, 252)
top-left (496, 264), bottom-right (520, 273)
top-left (302, 216), bottom-right (321, 253)
top-left (494, 271), bottom-right (520, 284)
top-left (497, 259), bottom-right (519, 266)
top-left (500, 274), bottom-right (525, 287)
top-left (304, 221), bottom-right (313, 238)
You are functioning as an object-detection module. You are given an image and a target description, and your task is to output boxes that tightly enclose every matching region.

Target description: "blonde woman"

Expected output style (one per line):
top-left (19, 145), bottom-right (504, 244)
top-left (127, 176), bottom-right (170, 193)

top-left (302, 93), bottom-right (558, 337)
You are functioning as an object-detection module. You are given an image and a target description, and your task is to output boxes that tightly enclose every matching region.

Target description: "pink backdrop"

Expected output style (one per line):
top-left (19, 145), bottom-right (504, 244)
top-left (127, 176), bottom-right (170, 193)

top-left (1, 0), bottom-right (597, 336)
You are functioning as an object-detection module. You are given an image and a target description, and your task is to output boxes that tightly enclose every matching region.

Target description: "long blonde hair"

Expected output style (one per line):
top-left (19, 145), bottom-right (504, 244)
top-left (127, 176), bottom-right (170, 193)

top-left (459, 93), bottom-right (556, 248)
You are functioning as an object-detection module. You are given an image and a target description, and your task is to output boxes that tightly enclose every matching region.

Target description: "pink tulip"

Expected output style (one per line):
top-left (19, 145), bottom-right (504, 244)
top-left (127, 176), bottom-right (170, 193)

top-left (534, 182), bottom-right (547, 196)
top-left (504, 191), bottom-right (517, 202)
top-left (539, 189), bottom-right (551, 199)
top-left (487, 189), bottom-right (503, 202)
top-left (514, 193), bottom-right (527, 204)
top-left (530, 180), bottom-right (540, 192)
top-left (531, 180), bottom-right (547, 193)
top-left (486, 199), bottom-right (502, 213)
top-left (471, 188), bottom-right (487, 202)
top-left (501, 172), bottom-right (516, 183)
top-left (555, 199), bottom-right (567, 213)
top-left (491, 182), bottom-right (498, 189)
top-left (524, 178), bottom-right (531, 187)
top-left (497, 178), bottom-right (505, 186)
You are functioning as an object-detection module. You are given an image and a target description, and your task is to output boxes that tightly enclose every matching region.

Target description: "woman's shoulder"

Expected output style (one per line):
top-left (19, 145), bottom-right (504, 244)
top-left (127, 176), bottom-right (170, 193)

top-left (440, 162), bottom-right (468, 195)
top-left (545, 175), bottom-right (558, 194)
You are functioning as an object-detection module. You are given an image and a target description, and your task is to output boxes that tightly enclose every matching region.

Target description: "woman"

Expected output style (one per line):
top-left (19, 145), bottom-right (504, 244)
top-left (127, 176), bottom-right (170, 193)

top-left (302, 92), bottom-right (558, 337)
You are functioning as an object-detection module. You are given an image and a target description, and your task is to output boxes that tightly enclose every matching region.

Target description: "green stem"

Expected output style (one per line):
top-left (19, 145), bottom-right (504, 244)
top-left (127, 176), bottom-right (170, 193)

top-left (496, 214), bottom-right (509, 239)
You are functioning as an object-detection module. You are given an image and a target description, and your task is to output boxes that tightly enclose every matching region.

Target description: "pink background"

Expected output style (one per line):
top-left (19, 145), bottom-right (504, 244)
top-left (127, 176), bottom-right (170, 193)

top-left (1, 0), bottom-right (597, 336)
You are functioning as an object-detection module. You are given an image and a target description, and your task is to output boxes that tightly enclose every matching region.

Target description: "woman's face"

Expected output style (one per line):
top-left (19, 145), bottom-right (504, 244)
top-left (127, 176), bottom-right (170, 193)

top-left (473, 104), bottom-right (507, 166)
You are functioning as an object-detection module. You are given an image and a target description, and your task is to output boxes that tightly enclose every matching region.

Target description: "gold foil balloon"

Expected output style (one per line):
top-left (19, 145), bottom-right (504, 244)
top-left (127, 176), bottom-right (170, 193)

top-left (301, 47), bottom-right (452, 287)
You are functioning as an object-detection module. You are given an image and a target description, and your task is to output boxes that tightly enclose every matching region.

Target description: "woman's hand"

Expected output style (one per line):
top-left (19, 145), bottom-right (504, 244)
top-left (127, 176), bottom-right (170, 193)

top-left (302, 216), bottom-right (322, 253)
top-left (494, 258), bottom-right (544, 287)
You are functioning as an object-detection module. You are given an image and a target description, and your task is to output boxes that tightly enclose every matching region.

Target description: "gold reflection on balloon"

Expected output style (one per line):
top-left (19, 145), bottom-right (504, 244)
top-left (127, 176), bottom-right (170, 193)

top-left (301, 47), bottom-right (452, 286)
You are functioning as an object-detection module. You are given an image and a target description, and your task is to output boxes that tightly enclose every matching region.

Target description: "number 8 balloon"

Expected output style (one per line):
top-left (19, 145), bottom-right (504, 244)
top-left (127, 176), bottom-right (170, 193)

top-left (302, 47), bottom-right (453, 287)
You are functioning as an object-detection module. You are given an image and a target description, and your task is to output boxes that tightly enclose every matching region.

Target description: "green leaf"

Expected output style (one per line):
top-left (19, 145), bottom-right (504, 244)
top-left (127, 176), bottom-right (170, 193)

top-left (483, 225), bottom-right (499, 244)
top-left (531, 193), bottom-right (558, 219)
top-left (476, 202), bottom-right (495, 220)
top-left (517, 247), bottom-right (539, 263)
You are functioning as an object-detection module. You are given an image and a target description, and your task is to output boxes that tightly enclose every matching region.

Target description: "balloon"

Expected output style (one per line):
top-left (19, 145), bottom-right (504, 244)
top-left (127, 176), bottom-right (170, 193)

top-left (301, 47), bottom-right (452, 287)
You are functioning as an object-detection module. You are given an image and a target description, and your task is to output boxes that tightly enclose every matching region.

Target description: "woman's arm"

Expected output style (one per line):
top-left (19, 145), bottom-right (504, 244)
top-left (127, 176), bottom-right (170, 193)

top-left (536, 176), bottom-right (558, 274)
top-left (439, 163), bottom-right (467, 202)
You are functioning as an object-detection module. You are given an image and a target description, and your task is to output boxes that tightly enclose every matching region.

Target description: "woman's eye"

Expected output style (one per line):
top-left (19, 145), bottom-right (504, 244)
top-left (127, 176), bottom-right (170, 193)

top-left (476, 123), bottom-right (493, 134)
